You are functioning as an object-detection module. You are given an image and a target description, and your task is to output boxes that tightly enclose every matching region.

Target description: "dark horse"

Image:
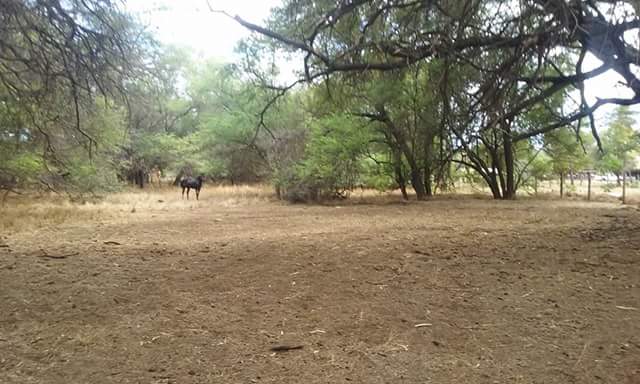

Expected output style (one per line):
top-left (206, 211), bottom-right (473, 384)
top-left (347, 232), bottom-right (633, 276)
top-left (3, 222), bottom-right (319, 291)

top-left (180, 175), bottom-right (204, 200)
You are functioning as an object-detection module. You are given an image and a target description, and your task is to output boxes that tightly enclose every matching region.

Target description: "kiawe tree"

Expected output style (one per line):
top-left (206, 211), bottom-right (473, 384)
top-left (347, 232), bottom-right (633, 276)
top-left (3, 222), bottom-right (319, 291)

top-left (0, 0), bottom-right (155, 195)
top-left (597, 106), bottom-right (640, 184)
top-left (216, 0), bottom-right (640, 199)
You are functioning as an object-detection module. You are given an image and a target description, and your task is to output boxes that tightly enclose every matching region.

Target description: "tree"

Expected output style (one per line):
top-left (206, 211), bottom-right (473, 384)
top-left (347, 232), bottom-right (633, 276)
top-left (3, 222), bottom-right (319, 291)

top-left (0, 0), bottom-right (155, 194)
top-left (215, 0), bottom-right (640, 198)
top-left (294, 113), bottom-right (375, 199)
top-left (223, 1), bottom-right (640, 124)
top-left (597, 106), bottom-right (640, 184)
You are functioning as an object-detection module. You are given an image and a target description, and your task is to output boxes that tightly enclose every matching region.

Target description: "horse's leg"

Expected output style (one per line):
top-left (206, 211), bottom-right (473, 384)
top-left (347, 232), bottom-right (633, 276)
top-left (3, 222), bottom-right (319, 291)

top-left (187, 187), bottom-right (190, 200)
top-left (196, 188), bottom-right (200, 200)
top-left (182, 187), bottom-right (185, 199)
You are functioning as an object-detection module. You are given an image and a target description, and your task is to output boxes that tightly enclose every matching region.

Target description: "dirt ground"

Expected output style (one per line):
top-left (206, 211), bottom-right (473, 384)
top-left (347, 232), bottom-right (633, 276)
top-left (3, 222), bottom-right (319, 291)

top-left (1, 192), bottom-right (639, 383)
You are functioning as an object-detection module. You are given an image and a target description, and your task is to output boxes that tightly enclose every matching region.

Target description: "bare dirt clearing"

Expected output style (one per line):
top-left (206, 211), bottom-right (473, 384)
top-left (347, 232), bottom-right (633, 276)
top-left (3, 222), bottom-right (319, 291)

top-left (1, 192), bottom-right (639, 383)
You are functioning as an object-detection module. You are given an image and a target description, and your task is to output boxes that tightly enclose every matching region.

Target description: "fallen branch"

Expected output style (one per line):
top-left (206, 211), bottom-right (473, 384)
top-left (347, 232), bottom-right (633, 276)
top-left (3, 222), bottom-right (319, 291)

top-left (38, 249), bottom-right (78, 259)
top-left (573, 341), bottom-right (590, 369)
top-left (615, 305), bottom-right (638, 311)
top-left (270, 345), bottom-right (304, 352)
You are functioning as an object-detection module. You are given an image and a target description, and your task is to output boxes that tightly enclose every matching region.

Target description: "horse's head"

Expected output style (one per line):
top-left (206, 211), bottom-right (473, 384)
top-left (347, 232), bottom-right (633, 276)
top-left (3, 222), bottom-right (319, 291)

top-left (197, 175), bottom-right (205, 183)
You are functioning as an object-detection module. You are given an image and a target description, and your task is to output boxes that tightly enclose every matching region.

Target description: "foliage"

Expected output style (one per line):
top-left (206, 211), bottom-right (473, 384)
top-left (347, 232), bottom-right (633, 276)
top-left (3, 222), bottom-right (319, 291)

top-left (0, 0), bottom-right (154, 195)
top-left (543, 126), bottom-right (595, 174)
top-left (295, 114), bottom-right (373, 197)
top-left (597, 106), bottom-right (640, 177)
top-left (5, 1), bottom-right (640, 204)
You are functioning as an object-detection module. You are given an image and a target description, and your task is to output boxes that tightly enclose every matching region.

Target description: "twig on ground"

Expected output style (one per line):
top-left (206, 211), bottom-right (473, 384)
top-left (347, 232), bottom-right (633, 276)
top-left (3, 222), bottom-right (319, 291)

top-left (573, 341), bottom-right (590, 369)
top-left (270, 345), bottom-right (304, 352)
top-left (521, 290), bottom-right (534, 297)
top-left (38, 249), bottom-right (78, 259)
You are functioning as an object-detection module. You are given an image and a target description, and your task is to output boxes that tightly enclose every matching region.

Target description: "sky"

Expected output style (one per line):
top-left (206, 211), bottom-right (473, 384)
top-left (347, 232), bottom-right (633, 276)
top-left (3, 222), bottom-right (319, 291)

top-left (126, 0), bottom-right (283, 61)
top-left (125, 0), bottom-right (637, 125)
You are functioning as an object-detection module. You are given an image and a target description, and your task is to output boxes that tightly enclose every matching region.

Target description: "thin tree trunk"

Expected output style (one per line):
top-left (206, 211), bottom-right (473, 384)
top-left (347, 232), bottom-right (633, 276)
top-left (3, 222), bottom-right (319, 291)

top-left (399, 180), bottom-right (409, 200)
top-left (135, 169), bottom-right (145, 189)
top-left (409, 167), bottom-right (427, 200)
top-left (622, 170), bottom-right (627, 204)
top-left (173, 169), bottom-right (184, 186)
top-left (423, 130), bottom-right (435, 197)
top-left (491, 148), bottom-right (507, 198)
top-left (487, 172), bottom-right (502, 199)
top-left (378, 105), bottom-right (426, 200)
top-left (275, 184), bottom-right (282, 200)
top-left (570, 169), bottom-right (574, 185)
top-left (393, 155), bottom-right (409, 201)
top-left (502, 127), bottom-right (515, 199)
top-left (424, 164), bottom-right (433, 197)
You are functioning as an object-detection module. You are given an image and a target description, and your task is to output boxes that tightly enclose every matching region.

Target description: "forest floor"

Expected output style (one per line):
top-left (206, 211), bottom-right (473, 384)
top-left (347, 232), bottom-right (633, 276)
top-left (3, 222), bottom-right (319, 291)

top-left (1, 187), bottom-right (639, 383)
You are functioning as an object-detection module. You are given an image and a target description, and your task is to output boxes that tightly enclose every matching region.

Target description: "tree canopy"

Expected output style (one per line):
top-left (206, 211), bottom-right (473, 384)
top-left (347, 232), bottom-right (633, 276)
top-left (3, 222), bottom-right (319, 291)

top-left (2, 0), bottom-right (640, 202)
top-left (223, 0), bottom-right (640, 137)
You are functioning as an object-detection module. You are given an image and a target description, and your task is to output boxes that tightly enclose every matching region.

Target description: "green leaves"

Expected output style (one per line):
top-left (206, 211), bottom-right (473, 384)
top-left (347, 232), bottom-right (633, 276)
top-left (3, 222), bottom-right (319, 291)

top-left (290, 113), bottom-right (377, 197)
top-left (543, 126), bottom-right (594, 174)
top-left (597, 106), bottom-right (640, 173)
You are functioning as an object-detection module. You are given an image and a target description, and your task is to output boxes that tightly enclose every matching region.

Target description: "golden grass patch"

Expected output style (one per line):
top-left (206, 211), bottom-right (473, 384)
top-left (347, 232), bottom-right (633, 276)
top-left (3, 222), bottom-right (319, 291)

top-left (0, 184), bottom-right (278, 234)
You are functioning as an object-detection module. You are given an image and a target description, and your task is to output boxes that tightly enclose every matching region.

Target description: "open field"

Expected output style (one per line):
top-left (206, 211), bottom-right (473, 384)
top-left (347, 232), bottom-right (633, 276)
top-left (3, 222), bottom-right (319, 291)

top-left (1, 187), bottom-right (639, 383)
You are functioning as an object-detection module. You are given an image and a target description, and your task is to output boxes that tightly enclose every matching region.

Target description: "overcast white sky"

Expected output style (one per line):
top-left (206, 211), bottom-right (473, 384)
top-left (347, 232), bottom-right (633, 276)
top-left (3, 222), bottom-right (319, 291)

top-left (126, 0), bottom-right (637, 125)
top-left (127, 0), bottom-right (282, 60)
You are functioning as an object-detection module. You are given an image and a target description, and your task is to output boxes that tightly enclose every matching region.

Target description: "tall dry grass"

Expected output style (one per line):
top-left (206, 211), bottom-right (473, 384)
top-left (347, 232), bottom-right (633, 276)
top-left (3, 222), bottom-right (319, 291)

top-left (2, 180), bottom-right (636, 234)
top-left (0, 184), bottom-right (276, 234)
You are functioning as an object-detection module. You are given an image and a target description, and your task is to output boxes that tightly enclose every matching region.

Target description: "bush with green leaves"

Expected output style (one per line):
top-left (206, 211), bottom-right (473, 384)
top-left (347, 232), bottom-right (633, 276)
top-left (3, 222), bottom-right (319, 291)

top-left (282, 114), bottom-right (375, 202)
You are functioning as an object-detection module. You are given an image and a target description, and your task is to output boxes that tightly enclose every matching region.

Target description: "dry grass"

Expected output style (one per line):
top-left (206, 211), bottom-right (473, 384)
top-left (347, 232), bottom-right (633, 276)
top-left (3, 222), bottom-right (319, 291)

top-left (2, 192), bottom-right (639, 383)
top-left (0, 184), bottom-right (276, 234)
top-left (0, 201), bottom-right (109, 234)
top-left (2, 180), bottom-right (638, 235)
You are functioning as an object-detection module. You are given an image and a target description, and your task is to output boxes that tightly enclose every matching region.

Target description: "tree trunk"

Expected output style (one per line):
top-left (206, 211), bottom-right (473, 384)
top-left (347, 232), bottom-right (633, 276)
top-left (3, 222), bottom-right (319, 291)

top-left (493, 156), bottom-right (507, 199)
top-left (275, 184), bottom-right (282, 200)
top-left (391, 148), bottom-right (408, 200)
top-left (486, 171), bottom-right (503, 199)
top-left (423, 130), bottom-right (435, 197)
top-left (398, 180), bottom-right (409, 201)
top-left (378, 105), bottom-right (426, 200)
top-left (173, 169), bottom-right (184, 186)
top-left (424, 164), bottom-right (433, 197)
top-left (392, 133), bottom-right (426, 200)
top-left (569, 169), bottom-right (574, 185)
top-left (396, 135), bottom-right (426, 200)
top-left (395, 166), bottom-right (409, 201)
top-left (622, 170), bottom-right (627, 204)
top-left (502, 127), bottom-right (516, 199)
top-left (410, 167), bottom-right (427, 200)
